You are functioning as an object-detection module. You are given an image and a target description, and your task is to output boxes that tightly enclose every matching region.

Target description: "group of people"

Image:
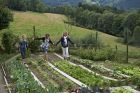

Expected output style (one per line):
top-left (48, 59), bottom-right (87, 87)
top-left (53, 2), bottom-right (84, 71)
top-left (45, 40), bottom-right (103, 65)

top-left (19, 32), bottom-right (74, 62)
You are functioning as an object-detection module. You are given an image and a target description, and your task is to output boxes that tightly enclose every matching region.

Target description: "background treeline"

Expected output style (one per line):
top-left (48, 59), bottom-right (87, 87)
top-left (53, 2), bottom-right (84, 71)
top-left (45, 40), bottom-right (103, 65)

top-left (47, 4), bottom-right (140, 45)
top-left (0, 0), bottom-right (46, 12)
top-left (0, 0), bottom-right (13, 30)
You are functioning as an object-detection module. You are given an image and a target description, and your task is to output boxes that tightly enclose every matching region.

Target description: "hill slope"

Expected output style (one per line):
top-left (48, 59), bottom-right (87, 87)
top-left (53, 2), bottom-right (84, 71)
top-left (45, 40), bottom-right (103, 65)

top-left (43, 0), bottom-right (83, 6)
top-left (0, 11), bottom-right (139, 52)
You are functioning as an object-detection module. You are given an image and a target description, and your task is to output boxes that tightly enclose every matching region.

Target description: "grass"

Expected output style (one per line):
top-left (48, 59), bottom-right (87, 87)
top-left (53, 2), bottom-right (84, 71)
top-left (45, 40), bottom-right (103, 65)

top-left (0, 11), bottom-right (140, 53)
top-left (3, 11), bottom-right (91, 40)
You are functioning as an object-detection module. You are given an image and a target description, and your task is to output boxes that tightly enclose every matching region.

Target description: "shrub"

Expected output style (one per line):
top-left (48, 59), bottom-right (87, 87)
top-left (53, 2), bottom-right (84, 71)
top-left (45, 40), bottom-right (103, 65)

top-left (2, 30), bottom-right (16, 53)
top-left (70, 47), bottom-right (116, 61)
top-left (72, 32), bottom-right (103, 48)
top-left (0, 7), bottom-right (13, 30)
top-left (131, 26), bottom-right (140, 45)
top-left (28, 39), bottom-right (41, 53)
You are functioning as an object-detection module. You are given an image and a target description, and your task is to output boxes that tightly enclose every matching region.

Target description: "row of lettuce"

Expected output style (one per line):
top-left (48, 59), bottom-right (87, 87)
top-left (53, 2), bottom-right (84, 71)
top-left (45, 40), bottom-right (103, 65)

top-left (28, 58), bottom-right (77, 92)
top-left (52, 60), bottom-right (134, 93)
top-left (69, 55), bottom-right (140, 90)
top-left (4, 58), bottom-right (59, 93)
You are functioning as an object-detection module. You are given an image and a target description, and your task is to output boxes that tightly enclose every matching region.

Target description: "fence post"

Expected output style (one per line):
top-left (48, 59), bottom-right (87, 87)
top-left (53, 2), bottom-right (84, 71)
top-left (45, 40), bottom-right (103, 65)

top-left (33, 26), bottom-right (36, 38)
top-left (125, 28), bottom-right (129, 63)
top-left (115, 45), bottom-right (118, 53)
top-left (95, 31), bottom-right (98, 52)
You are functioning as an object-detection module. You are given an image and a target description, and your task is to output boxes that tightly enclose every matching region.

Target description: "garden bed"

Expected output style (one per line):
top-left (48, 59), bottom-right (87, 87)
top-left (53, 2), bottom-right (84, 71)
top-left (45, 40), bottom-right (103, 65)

top-left (26, 56), bottom-right (78, 92)
top-left (3, 59), bottom-right (49, 93)
top-left (69, 56), bottom-right (130, 81)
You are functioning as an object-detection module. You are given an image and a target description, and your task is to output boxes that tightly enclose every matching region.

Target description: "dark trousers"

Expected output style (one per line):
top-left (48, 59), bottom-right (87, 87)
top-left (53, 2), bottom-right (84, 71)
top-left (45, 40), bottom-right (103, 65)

top-left (20, 48), bottom-right (26, 59)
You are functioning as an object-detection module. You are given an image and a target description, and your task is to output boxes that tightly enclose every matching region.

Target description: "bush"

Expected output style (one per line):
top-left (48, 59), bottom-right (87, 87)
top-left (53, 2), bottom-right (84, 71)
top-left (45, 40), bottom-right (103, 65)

top-left (0, 7), bottom-right (13, 30)
top-left (73, 32), bottom-right (103, 48)
top-left (131, 26), bottom-right (140, 45)
top-left (70, 47), bottom-right (116, 61)
top-left (28, 39), bottom-right (41, 53)
top-left (2, 31), bottom-right (16, 53)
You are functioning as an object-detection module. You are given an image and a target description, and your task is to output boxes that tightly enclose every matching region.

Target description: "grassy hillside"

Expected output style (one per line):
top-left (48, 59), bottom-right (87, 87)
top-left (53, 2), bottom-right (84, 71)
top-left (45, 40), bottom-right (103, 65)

top-left (0, 11), bottom-right (140, 53)
top-left (0, 11), bottom-right (91, 40)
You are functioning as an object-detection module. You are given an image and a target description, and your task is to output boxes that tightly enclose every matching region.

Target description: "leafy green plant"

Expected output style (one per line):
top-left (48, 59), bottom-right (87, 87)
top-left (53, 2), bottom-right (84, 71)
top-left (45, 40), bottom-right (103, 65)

top-left (112, 88), bottom-right (132, 93)
top-left (0, 7), bottom-right (13, 30)
top-left (28, 39), bottom-right (41, 53)
top-left (53, 60), bottom-right (119, 88)
top-left (70, 47), bottom-right (116, 61)
top-left (5, 59), bottom-right (60, 93)
top-left (70, 56), bottom-right (129, 80)
top-left (2, 30), bottom-right (17, 53)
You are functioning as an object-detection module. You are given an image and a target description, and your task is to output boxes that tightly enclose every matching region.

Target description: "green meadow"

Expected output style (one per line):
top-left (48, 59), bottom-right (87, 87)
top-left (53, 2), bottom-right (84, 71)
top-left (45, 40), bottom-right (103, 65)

top-left (0, 11), bottom-right (140, 53)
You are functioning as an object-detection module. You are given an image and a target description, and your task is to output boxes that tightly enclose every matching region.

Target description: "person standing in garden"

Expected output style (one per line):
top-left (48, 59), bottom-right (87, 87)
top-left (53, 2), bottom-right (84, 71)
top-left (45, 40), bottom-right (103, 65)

top-left (19, 34), bottom-right (28, 63)
top-left (56, 32), bottom-right (74, 60)
top-left (35, 34), bottom-right (54, 61)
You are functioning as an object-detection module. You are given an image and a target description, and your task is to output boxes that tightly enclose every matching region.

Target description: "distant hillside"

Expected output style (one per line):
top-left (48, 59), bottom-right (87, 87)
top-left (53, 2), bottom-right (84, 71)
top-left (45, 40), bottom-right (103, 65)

top-left (43, 0), bottom-right (83, 6)
top-left (93, 0), bottom-right (140, 10)
top-left (43, 0), bottom-right (140, 10)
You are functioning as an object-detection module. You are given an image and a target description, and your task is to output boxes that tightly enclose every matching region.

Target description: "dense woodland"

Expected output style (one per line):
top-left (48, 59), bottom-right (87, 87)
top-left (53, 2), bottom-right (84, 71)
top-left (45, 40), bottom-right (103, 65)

top-left (0, 0), bottom-right (46, 12)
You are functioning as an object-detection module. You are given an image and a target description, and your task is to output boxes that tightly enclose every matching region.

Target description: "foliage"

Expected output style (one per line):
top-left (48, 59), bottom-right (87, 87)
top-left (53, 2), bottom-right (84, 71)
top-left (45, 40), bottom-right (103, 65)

top-left (54, 60), bottom-right (111, 88)
top-left (112, 88), bottom-right (132, 93)
top-left (47, 4), bottom-right (140, 46)
top-left (5, 0), bottom-right (46, 12)
top-left (70, 56), bottom-right (129, 80)
top-left (131, 26), bottom-right (140, 45)
top-left (113, 65), bottom-right (140, 89)
top-left (0, 53), bottom-right (15, 64)
top-left (70, 47), bottom-right (116, 61)
top-left (6, 59), bottom-right (49, 93)
top-left (2, 30), bottom-right (17, 53)
top-left (0, 7), bottom-right (13, 30)
top-left (73, 32), bottom-right (103, 48)
top-left (30, 58), bottom-right (76, 91)
top-left (28, 39), bottom-right (41, 53)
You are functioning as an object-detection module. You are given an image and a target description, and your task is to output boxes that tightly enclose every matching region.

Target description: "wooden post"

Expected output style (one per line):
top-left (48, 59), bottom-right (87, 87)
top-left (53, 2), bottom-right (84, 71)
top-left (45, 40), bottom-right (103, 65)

top-left (95, 31), bottom-right (98, 52)
top-left (115, 45), bottom-right (118, 53)
top-left (126, 28), bottom-right (129, 63)
top-left (33, 26), bottom-right (36, 38)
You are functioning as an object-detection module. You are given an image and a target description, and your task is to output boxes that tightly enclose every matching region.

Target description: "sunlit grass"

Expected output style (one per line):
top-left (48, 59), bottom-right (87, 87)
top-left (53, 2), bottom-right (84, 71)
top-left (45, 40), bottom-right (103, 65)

top-left (0, 11), bottom-right (139, 53)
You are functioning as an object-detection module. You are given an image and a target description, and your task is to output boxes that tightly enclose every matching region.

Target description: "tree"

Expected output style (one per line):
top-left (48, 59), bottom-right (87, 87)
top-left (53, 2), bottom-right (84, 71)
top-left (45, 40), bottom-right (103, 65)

top-left (122, 13), bottom-right (138, 36)
top-left (123, 28), bottom-right (131, 44)
top-left (102, 12), bottom-right (114, 34)
top-left (29, 0), bottom-right (46, 12)
top-left (89, 12), bottom-right (101, 29)
top-left (2, 30), bottom-right (16, 53)
top-left (0, 7), bottom-right (13, 30)
top-left (6, 0), bottom-right (46, 12)
top-left (131, 26), bottom-right (140, 45)
top-left (112, 14), bottom-right (124, 36)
